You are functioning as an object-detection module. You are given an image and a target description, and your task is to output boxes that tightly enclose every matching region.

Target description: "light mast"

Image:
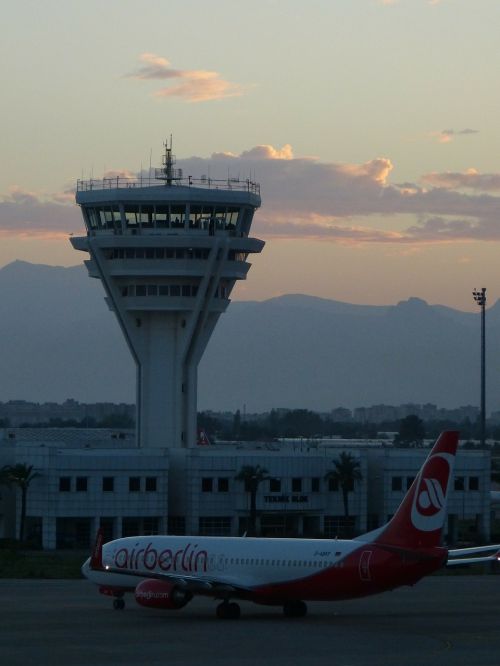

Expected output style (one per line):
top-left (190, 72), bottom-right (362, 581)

top-left (71, 141), bottom-right (264, 448)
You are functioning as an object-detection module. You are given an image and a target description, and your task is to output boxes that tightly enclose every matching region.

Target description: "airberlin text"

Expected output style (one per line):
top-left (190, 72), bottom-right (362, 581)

top-left (114, 542), bottom-right (208, 573)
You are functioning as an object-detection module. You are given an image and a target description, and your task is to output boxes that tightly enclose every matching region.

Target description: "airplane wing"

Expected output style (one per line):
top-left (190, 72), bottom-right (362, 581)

top-left (446, 544), bottom-right (500, 566)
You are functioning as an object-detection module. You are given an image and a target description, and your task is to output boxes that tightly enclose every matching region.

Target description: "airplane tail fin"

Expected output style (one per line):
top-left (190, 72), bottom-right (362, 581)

top-left (90, 528), bottom-right (104, 570)
top-left (372, 431), bottom-right (459, 550)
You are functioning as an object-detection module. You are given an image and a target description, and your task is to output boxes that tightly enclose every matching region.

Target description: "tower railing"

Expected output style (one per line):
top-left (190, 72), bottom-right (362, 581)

top-left (77, 175), bottom-right (260, 195)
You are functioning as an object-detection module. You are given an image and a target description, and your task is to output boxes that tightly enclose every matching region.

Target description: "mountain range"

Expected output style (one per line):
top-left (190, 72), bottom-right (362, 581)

top-left (0, 260), bottom-right (498, 414)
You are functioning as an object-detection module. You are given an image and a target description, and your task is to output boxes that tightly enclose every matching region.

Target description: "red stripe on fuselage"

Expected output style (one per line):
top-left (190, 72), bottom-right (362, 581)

top-left (248, 544), bottom-right (446, 603)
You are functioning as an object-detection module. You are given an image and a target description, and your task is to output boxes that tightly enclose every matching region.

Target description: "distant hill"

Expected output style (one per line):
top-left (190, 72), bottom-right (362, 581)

top-left (0, 261), bottom-right (497, 413)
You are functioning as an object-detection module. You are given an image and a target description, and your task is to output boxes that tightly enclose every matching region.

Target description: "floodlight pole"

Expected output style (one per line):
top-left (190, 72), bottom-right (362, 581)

top-left (472, 287), bottom-right (487, 447)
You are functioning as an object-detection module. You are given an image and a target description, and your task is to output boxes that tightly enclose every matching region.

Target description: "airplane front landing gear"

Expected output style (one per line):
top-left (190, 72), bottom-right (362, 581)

top-left (113, 597), bottom-right (125, 610)
top-left (216, 601), bottom-right (241, 619)
top-left (283, 600), bottom-right (307, 618)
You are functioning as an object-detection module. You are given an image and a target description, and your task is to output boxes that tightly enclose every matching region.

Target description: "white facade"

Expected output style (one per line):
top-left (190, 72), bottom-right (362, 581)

top-left (0, 434), bottom-right (168, 549)
top-left (0, 435), bottom-right (491, 548)
top-left (168, 444), bottom-right (490, 542)
top-left (169, 447), bottom-right (368, 538)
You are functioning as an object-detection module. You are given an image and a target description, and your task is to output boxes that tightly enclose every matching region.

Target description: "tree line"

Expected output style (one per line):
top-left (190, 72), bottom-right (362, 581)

top-left (199, 410), bottom-right (499, 447)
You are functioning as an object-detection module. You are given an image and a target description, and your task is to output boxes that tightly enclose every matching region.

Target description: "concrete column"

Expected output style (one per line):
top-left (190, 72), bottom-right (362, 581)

top-left (116, 516), bottom-right (123, 539)
top-left (42, 516), bottom-right (57, 550)
top-left (297, 514), bottom-right (304, 537)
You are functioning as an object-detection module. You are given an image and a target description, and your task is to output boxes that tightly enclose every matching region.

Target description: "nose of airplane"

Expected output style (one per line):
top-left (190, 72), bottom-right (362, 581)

top-left (81, 557), bottom-right (91, 579)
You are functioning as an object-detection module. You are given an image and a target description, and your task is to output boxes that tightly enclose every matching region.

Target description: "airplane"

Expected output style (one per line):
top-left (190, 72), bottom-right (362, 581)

top-left (82, 431), bottom-right (500, 619)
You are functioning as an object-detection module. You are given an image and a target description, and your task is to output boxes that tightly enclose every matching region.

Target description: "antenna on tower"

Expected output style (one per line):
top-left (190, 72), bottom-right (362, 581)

top-left (156, 135), bottom-right (182, 186)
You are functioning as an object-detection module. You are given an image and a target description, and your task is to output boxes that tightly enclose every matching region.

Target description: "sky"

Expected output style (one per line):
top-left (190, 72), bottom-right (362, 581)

top-left (1, 0), bottom-right (499, 310)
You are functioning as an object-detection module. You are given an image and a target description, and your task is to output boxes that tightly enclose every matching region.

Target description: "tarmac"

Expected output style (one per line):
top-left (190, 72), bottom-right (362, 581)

top-left (0, 575), bottom-right (499, 666)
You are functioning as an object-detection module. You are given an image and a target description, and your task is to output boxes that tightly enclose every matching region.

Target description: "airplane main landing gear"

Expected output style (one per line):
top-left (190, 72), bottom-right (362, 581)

top-left (283, 600), bottom-right (307, 618)
top-left (216, 601), bottom-right (241, 620)
top-left (113, 597), bottom-right (125, 610)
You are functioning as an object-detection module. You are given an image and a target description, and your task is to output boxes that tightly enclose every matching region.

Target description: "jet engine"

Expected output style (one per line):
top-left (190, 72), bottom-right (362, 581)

top-left (134, 579), bottom-right (193, 610)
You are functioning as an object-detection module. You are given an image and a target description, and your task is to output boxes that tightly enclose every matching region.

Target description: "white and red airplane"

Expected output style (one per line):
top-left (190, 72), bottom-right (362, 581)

top-left (82, 431), bottom-right (500, 619)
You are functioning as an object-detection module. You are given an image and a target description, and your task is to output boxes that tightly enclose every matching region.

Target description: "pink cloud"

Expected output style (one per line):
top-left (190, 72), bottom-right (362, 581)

top-left (0, 187), bottom-right (82, 236)
top-left (421, 168), bottom-right (500, 191)
top-left (4, 145), bottom-right (500, 246)
top-left (128, 53), bottom-right (245, 102)
top-left (176, 147), bottom-right (500, 244)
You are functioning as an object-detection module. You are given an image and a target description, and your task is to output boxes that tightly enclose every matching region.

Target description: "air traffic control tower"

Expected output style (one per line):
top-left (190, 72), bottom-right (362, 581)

top-left (71, 142), bottom-right (264, 448)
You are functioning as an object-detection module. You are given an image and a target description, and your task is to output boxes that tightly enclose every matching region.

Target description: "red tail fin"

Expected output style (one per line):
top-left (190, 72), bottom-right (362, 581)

top-left (90, 528), bottom-right (104, 570)
top-left (375, 431), bottom-right (459, 549)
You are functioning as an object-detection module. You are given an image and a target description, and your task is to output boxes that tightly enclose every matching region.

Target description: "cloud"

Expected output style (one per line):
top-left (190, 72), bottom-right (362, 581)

top-left (432, 128), bottom-right (479, 143)
top-left (128, 53), bottom-right (245, 102)
top-left (0, 187), bottom-right (82, 237)
top-left (4, 145), bottom-right (500, 246)
top-left (175, 147), bottom-right (500, 244)
top-left (421, 169), bottom-right (500, 191)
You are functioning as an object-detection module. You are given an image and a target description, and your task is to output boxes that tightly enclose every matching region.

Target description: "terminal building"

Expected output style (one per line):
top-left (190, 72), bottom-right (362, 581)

top-left (0, 429), bottom-right (492, 548)
top-left (0, 143), bottom-right (493, 548)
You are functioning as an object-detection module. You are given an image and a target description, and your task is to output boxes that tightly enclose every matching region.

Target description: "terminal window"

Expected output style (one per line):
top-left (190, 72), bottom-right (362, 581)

top-left (129, 477), bottom-right (141, 492)
top-left (102, 477), bottom-right (114, 492)
top-left (76, 477), bottom-right (88, 492)
top-left (199, 517), bottom-right (231, 536)
top-left (201, 477), bottom-right (213, 492)
top-left (328, 478), bottom-right (339, 492)
top-left (269, 478), bottom-right (281, 493)
top-left (145, 477), bottom-right (157, 492)
top-left (469, 476), bottom-right (479, 491)
top-left (59, 477), bottom-right (71, 492)
top-left (391, 477), bottom-right (403, 491)
top-left (292, 478), bottom-right (302, 493)
top-left (218, 478), bottom-right (229, 492)
top-left (454, 477), bottom-right (465, 491)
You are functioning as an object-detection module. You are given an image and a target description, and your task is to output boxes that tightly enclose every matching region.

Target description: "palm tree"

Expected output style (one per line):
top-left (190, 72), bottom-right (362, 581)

top-left (0, 463), bottom-right (40, 541)
top-left (325, 452), bottom-right (363, 520)
top-left (234, 464), bottom-right (270, 536)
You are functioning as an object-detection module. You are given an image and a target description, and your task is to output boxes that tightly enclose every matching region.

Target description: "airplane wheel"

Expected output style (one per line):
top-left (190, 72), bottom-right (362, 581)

top-left (228, 602), bottom-right (241, 619)
top-left (113, 598), bottom-right (125, 610)
top-left (216, 601), bottom-right (241, 619)
top-left (283, 600), bottom-right (307, 618)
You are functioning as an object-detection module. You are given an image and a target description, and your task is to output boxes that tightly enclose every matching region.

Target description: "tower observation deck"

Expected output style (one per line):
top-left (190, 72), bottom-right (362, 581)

top-left (71, 142), bottom-right (264, 448)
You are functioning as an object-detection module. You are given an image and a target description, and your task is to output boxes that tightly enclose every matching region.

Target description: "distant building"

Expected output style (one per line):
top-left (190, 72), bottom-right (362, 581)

top-left (352, 403), bottom-right (480, 424)
top-left (0, 400), bottom-right (134, 427)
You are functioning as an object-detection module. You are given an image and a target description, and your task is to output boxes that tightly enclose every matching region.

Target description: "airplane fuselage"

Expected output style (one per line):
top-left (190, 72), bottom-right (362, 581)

top-left (83, 534), bottom-right (447, 604)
